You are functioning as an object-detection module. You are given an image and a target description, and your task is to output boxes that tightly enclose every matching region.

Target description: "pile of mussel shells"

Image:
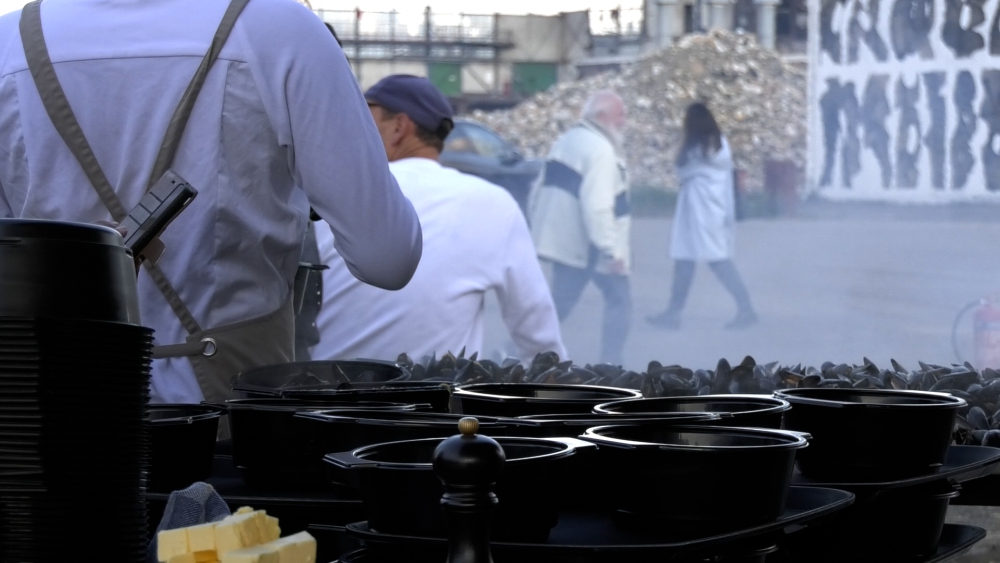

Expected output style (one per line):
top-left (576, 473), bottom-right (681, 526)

top-left (397, 351), bottom-right (1000, 447)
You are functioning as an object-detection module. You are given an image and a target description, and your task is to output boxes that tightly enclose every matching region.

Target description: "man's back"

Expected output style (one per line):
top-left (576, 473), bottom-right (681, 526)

top-left (0, 0), bottom-right (421, 402)
top-left (313, 158), bottom-right (564, 363)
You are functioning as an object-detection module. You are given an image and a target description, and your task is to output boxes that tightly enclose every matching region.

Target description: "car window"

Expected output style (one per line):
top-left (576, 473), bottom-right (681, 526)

top-left (459, 123), bottom-right (510, 158)
top-left (443, 125), bottom-right (477, 154)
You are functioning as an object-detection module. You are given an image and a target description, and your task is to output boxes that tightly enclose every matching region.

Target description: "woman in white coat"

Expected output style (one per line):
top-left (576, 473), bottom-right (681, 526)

top-left (647, 103), bottom-right (757, 330)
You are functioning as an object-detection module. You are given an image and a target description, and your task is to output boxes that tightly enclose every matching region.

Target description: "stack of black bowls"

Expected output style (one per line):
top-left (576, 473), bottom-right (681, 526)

top-left (0, 219), bottom-right (152, 562)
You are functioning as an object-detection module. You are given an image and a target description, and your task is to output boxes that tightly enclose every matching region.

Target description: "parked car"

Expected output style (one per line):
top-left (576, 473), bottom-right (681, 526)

top-left (440, 119), bottom-right (543, 211)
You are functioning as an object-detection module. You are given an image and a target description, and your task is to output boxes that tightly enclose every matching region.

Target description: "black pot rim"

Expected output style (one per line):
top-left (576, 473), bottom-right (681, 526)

top-left (517, 412), bottom-right (723, 423)
top-left (326, 436), bottom-right (577, 470)
top-left (296, 410), bottom-right (516, 428)
top-left (224, 399), bottom-right (415, 412)
top-left (582, 424), bottom-right (810, 452)
top-left (454, 383), bottom-right (643, 403)
top-left (774, 388), bottom-right (967, 409)
top-left (147, 403), bottom-right (223, 426)
top-left (593, 394), bottom-right (791, 415)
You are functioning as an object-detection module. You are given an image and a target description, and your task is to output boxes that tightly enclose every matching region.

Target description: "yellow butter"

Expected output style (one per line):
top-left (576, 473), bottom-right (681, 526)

top-left (158, 527), bottom-right (189, 562)
top-left (168, 553), bottom-right (196, 563)
top-left (187, 522), bottom-right (217, 553)
top-left (256, 512), bottom-right (281, 543)
top-left (193, 550), bottom-right (218, 562)
top-left (234, 506), bottom-right (255, 516)
top-left (215, 512), bottom-right (264, 554)
top-left (268, 531), bottom-right (316, 563)
top-left (220, 544), bottom-right (279, 563)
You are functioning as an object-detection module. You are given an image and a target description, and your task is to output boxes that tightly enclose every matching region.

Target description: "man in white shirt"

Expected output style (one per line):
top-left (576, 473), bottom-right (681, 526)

top-left (0, 0), bottom-right (422, 403)
top-left (527, 91), bottom-right (632, 366)
top-left (312, 75), bottom-right (566, 363)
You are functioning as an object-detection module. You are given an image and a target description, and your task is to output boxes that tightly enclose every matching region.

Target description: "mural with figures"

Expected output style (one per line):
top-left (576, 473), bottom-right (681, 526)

top-left (808, 0), bottom-right (1000, 200)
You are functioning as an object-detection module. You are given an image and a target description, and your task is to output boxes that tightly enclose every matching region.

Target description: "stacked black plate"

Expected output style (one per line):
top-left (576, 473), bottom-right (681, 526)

top-left (0, 219), bottom-right (152, 562)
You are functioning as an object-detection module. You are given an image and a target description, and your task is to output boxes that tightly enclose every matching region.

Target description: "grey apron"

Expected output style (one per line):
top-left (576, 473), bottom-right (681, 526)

top-left (19, 0), bottom-right (294, 411)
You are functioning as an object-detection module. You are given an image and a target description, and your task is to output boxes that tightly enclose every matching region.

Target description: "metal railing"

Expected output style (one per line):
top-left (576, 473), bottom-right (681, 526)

top-left (315, 9), bottom-right (508, 44)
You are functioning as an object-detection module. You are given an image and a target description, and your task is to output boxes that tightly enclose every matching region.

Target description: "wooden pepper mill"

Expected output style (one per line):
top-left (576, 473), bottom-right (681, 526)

top-left (432, 417), bottom-right (506, 563)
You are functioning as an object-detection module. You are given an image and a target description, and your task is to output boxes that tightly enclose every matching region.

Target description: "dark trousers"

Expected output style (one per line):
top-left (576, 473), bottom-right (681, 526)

top-left (550, 249), bottom-right (632, 365)
top-left (665, 259), bottom-right (754, 315)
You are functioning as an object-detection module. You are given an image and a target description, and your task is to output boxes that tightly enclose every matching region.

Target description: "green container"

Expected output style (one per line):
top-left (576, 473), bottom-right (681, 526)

top-left (427, 63), bottom-right (462, 97)
top-left (513, 62), bottom-right (557, 96)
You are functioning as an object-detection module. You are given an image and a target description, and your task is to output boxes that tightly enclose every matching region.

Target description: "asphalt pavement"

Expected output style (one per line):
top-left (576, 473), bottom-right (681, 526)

top-left (482, 203), bottom-right (1000, 373)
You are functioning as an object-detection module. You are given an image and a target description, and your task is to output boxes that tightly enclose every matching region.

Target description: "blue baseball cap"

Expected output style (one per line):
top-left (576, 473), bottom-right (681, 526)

top-left (365, 75), bottom-right (454, 139)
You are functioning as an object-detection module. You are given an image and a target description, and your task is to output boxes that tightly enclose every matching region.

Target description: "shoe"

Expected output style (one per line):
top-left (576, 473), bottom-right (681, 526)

top-left (725, 310), bottom-right (758, 330)
top-left (646, 310), bottom-right (681, 330)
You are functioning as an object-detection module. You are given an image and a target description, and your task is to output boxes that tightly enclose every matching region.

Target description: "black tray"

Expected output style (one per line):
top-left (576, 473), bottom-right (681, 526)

top-left (792, 445), bottom-right (1000, 490)
top-left (346, 486), bottom-right (853, 563)
top-left (783, 523), bottom-right (985, 563)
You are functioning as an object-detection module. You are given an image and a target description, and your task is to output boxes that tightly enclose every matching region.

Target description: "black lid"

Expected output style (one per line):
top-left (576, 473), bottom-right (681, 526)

top-left (0, 219), bottom-right (125, 246)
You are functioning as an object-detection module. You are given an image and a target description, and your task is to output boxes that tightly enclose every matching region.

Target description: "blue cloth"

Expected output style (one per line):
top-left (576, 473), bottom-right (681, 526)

top-left (147, 482), bottom-right (231, 563)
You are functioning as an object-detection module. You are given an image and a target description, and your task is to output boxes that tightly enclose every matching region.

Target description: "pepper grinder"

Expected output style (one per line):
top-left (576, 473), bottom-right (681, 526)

top-left (433, 417), bottom-right (506, 563)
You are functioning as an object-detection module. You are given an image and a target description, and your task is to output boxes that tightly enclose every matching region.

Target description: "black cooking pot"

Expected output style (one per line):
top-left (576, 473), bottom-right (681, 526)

top-left (280, 381), bottom-right (453, 413)
top-left (325, 435), bottom-right (592, 542)
top-left (774, 388), bottom-right (966, 480)
top-left (227, 399), bottom-right (422, 489)
top-left (147, 404), bottom-right (223, 492)
top-left (593, 395), bottom-right (790, 429)
top-left (511, 412), bottom-right (724, 438)
top-left (0, 219), bottom-right (141, 324)
top-left (231, 360), bottom-right (408, 397)
top-left (453, 383), bottom-right (643, 417)
top-left (786, 481), bottom-right (960, 558)
top-left (581, 424), bottom-right (809, 528)
top-left (297, 409), bottom-right (530, 488)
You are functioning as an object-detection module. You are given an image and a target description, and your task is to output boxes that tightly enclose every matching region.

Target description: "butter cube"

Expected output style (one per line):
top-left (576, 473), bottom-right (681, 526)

top-left (255, 512), bottom-right (280, 543)
top-left (234, 506), bottom-right (255, 516)
top-left (193, 551), bottom-right (218, 562)
top-left (215, 512), bottom-right (264, 554)
top-left (187, 522), bottom-right (217, 552)
top-left (220, 544), bottom-right (279, 563)
top-left (269, 532), bottom-right (316, 563)
top-left (168, 554), bottom-right (196, 563)
top-left (158, 527), bottom-right (190, 562)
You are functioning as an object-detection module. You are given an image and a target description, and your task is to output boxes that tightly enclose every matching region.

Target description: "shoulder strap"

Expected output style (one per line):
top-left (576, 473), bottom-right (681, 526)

top-left (19, 0), bottom-right (126, 220)
top-left (20, 0), bottom-right (252, 337)
top-left (20, 0), bottom-right (252, 200)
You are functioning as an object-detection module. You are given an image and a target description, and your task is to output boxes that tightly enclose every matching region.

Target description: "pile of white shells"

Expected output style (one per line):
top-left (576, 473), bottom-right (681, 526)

top-left (466, 30), bottom-right (807, 193)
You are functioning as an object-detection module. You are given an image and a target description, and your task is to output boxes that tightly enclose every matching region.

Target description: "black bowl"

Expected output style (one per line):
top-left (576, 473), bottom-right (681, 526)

top-left (774, 388), bottom-right (965, 480)
top-left (0, 219), bottom-right (141, 324)
top-left (147, 404), bottom-right (223, 492)
top-left (325, 436), bottom-right (589, 542)
top-left (227, 399), bottom-right (420, 489)
top-left (298, 409), bottom-right (531, 488)
top-left (453, 383), bottom-right (643, 417)
top-left (581, 423), bottom-right (808, 527)
top-left (593, 395), bottom-right (790, 429)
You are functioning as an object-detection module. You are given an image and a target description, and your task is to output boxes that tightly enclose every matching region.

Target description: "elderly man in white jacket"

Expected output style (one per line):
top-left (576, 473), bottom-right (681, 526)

top-left (312, 75), bottom-right (566, 364)
top-left (528, 91), bottom-right (632, 365)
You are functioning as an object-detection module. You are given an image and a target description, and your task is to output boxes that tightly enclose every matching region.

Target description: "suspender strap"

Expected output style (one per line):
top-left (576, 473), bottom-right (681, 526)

top-left (19, 0), bottom-right (127, 222)
top-left (19, 0), bottom-right (252, 338)
top-left (146, 0), bottom-right (251, 190)
top-left (146, 262), bottom-right (203, 334)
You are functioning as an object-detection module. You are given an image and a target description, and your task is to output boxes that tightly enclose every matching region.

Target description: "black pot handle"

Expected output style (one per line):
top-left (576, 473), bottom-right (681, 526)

top-left (324, 451), bottom-right (379, 470)
top-left (198, 401), bottom-right (230, 416)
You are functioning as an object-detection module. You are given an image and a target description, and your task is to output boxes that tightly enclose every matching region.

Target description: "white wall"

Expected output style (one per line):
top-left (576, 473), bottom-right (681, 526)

top-left (352, 60), bottom-right (428, 91)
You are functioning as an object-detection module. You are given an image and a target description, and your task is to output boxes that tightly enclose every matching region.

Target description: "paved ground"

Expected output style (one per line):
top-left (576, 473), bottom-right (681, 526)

top-left (480, 201), bottom-right (1000, 562)
top-left (482, 202), bottom-right (1000, 373)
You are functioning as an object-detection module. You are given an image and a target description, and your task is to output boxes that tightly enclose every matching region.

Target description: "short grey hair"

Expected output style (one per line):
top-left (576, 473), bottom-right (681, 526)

top-left (581, 90), bottom-right (624, 121)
